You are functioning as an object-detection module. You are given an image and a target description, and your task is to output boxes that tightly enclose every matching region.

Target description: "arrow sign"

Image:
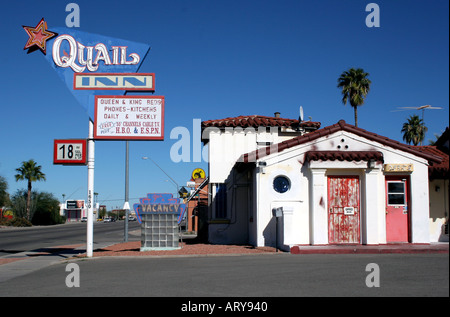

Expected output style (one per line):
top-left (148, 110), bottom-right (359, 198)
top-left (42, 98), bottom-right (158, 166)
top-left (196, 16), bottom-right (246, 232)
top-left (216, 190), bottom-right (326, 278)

top-left (41, 26), bottom-right (151, 120)
top-left (74, 73), bottom-right (155, 91)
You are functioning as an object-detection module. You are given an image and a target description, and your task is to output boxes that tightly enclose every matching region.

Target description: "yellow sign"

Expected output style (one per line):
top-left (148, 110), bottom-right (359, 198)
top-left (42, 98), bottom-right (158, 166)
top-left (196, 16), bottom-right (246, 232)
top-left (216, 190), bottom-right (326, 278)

top-left (192, 168), bottom-right (206, 179)
top-left (384, 164), bottom-right (414, 172)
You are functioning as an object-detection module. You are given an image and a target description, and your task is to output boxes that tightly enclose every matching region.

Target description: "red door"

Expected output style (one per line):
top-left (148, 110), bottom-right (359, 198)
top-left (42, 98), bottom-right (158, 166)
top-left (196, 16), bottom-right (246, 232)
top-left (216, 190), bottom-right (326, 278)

top-left (385, 177), bottom-right (409, 242)
top-left (328, 176), bottom-right (360, 244)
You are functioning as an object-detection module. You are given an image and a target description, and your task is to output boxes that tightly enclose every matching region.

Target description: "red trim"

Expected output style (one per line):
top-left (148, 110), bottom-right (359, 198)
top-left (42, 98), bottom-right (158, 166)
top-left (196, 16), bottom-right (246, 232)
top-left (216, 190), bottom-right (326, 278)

top-left (73, 73), bottom-right (155, 91)
top-left (94, 95), bottom-right (165, 140)
top-left (53, 139), bottom-right (87, 165)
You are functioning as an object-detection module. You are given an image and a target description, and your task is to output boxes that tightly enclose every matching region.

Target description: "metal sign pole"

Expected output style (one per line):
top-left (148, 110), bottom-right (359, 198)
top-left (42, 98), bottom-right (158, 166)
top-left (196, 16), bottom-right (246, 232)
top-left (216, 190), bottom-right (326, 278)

top-left (124, 140), bottom-right (129, 242)
top-left (87, 119), bottom-right (95, 257)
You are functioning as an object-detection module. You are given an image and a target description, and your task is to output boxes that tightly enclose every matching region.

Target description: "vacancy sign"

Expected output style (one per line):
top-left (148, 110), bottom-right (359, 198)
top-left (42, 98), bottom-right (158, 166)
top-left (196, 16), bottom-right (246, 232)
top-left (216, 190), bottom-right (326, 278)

top-left (74, 73), bottom-right (155, 91)
top-left (54, 139), bottom-right (87, 165)
top-left (94, 95), bottom-right (164, 140)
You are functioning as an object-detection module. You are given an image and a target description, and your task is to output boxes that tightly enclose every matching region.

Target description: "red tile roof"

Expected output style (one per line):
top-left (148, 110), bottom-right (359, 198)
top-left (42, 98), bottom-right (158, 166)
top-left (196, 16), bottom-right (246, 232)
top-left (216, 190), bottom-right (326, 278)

top-left (415, 146), bottom-right (449, 179)
top-left (201, 115), bottom-right (321, 129)
top-left (240, 120), bottom-right (443, 164)
top-left (305, 151), bottom-right (384, 163)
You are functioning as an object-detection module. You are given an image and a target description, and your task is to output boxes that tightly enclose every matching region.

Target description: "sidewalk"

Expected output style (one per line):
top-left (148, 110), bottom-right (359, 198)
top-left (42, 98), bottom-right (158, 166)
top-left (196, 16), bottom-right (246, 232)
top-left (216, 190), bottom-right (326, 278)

top-left (0, 242), bottom-right (276, 283)
top-left (90, 241), bottom-right (449, 257)
top-left (92, 241), bottom-right (278, 257)
top-left (0, 244), bottom-right (89, 283)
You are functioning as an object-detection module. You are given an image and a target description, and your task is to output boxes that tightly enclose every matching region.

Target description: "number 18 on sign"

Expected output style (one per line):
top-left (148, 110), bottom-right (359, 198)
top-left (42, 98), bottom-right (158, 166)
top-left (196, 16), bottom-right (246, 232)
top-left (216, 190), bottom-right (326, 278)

top-left (54, 139), bottom-right (87, 165)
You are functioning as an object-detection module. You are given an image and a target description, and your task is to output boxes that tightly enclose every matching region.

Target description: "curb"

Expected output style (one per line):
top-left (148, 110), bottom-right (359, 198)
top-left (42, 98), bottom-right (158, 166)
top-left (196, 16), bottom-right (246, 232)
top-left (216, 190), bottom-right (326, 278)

top-left (290, 243), bottom-right (449, 254)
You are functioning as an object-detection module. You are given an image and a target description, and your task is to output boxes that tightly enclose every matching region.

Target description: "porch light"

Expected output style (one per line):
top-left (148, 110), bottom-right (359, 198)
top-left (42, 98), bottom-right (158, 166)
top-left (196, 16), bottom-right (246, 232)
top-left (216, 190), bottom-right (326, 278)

top-left (368, 159), bottom-right (376, 169)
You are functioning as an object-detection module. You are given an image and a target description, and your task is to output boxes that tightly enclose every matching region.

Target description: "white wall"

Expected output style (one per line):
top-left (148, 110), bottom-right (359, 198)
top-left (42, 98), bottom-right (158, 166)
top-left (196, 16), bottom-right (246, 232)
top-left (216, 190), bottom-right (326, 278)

top-left (252, 130), bottom-right (431, 247)
top-left (207, 128), bottom-right (433, 247)
top-left (429, 178), bottom-right (449, 242)
top-left (205, 127), bottom-right (302, 183)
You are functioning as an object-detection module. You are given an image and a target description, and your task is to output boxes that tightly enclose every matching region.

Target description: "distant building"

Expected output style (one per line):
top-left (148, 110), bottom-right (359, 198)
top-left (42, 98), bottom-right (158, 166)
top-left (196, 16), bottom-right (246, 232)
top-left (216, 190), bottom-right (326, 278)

top-left (62, 200), bottom-right (86, 222)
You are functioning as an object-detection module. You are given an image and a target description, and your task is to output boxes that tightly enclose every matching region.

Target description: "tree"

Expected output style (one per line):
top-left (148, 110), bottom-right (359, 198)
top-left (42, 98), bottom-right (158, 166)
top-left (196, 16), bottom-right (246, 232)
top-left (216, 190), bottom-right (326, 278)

top-left (11, 189), bottom-right (35, 220)
top-left (337, 68), bottom-right (371, 127)
top-left (32, 191), bottom-right (64, 225)
top-left (0, 176), bottom-right (9, 208)
top-left (401, 115), bottom-right (428, 146)
top-left (15, 159), bottom-right (46, 221)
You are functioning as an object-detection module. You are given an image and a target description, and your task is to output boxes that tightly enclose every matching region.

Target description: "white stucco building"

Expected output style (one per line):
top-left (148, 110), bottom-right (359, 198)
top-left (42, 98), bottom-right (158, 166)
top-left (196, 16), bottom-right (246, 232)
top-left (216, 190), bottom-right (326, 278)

top-left (202, 114), bottom-right (448, 250)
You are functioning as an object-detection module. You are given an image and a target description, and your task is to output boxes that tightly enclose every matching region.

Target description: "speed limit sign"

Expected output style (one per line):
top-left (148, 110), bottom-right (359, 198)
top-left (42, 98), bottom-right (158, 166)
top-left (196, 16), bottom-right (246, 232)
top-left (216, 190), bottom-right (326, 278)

top-left (53, 139), bottom-right (87, 165)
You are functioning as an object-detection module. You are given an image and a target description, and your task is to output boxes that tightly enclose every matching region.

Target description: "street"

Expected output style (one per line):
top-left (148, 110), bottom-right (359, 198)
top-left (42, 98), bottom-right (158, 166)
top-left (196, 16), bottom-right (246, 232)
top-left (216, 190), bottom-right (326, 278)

top-left (0, 223), bottom-right (448, 298)
top-left (0, 221), bottom-right (140, 256)
top-left (0, 252), bottom-right (448, 298)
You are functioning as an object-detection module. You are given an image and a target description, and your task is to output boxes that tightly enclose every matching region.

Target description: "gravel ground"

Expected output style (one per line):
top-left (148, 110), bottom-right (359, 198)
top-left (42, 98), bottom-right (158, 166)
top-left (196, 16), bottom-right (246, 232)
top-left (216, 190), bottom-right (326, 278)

top-left (93, 241), bottom-right (278, 257)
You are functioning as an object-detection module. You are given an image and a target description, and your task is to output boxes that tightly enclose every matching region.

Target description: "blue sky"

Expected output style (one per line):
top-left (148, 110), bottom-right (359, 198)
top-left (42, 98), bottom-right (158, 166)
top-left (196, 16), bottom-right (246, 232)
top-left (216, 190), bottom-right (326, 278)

top-left (0, 0), bottom-right (448, 210)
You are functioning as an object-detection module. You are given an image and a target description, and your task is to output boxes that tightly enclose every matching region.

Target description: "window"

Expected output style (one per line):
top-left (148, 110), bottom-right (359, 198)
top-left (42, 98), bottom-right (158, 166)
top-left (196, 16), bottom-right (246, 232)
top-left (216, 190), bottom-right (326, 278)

top-left (273, 176), bottom-right (291, 194)
top-left (387, 181), bottom-right (405, 205)
top-left (214, 183), bottom-right (227, 218)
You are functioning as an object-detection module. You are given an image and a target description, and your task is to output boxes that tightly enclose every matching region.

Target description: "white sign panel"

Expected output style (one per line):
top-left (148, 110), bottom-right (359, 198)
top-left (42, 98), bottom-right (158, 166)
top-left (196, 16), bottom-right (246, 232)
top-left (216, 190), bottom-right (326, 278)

top-left (344, 207), bottom-right (355, 215)
top-left (94, 96), bottom-right (164, 140)
top-left (53, 139), bottom-right (87, 165)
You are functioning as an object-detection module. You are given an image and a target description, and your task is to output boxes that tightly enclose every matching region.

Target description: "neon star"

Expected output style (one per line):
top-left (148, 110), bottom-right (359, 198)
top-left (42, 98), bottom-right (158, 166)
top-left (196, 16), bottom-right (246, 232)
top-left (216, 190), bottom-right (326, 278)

top-left (23, 18), bottom-right (57, 55)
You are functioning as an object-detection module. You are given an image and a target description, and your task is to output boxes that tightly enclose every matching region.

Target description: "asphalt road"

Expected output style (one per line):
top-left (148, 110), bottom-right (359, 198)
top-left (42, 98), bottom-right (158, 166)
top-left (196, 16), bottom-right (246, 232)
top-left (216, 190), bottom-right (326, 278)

top-left (0, 253), bottom-right (448, 298)
top-left (0, 221), bottom-right (140, 256)
top-left (1, 222), bottom-right (448, 299)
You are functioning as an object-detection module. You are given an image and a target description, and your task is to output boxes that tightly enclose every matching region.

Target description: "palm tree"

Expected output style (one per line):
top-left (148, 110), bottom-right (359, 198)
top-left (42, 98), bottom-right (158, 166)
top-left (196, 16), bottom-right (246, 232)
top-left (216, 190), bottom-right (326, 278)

top-left (15, 159), bottom-right (46, 221)
top-left (401, 115), bottom-right (428, 146)
top-left (337, 68), bottom-right (371, 127)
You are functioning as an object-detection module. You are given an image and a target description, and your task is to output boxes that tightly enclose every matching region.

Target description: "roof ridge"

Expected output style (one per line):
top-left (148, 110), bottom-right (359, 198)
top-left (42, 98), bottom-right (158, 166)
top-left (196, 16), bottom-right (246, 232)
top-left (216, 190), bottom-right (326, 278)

top-left (241, 120), bottom-right (443, 164)
top-left (201, 114), bottom-right (321, 129)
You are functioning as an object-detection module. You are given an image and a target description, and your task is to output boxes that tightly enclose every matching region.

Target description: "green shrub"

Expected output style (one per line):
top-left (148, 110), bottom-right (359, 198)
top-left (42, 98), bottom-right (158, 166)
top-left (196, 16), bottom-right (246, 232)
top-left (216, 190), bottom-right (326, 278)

top-left (6, 217), bottom-right (32, 227)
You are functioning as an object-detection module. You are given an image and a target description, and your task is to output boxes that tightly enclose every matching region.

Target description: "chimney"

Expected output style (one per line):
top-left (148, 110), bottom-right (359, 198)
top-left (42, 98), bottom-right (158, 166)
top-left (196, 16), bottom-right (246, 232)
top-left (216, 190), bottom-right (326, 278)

top-left (274, 112), bottom-right (280, 118)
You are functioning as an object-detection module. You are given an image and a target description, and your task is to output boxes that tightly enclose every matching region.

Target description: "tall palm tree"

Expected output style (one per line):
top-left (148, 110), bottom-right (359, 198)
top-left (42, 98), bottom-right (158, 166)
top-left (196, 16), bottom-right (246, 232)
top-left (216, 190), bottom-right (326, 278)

top-left (15, 159), bottom-right (46, 221)
top-left (401, 115), bottom-right (428, 146)
top-left (337, 68), bottom-right (371, 127)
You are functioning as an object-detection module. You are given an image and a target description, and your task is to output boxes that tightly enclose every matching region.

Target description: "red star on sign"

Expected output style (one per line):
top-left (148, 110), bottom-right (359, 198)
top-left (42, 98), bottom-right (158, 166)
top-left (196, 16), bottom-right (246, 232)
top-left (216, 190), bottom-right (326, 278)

top-left (23, 18), bottom-right (57, 55)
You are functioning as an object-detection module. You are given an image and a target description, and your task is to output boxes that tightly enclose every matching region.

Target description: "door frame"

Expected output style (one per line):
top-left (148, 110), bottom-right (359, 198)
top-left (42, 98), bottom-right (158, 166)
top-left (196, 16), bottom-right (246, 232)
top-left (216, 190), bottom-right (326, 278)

top-left (385, 175), bottom-right (411, 243)
top-left (327, 175), bottom-right (361, 244)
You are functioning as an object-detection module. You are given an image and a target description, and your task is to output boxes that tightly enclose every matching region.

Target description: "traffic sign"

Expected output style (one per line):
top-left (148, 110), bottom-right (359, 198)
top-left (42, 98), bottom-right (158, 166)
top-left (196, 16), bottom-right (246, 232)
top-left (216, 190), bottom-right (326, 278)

top-left (73, 73), bottom-right (155, 91)
top-left (53, 139), bottom-right (87, 165)
top-left (192, 168), bottom-right (206, 179)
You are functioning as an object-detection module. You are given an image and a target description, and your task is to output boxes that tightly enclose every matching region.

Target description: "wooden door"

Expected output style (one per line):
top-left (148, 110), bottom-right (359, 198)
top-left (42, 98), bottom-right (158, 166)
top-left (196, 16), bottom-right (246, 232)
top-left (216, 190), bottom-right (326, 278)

top-left (328, 176), bottom-right (360, 244)
top-left (385, 177), bottom-right (409, 242)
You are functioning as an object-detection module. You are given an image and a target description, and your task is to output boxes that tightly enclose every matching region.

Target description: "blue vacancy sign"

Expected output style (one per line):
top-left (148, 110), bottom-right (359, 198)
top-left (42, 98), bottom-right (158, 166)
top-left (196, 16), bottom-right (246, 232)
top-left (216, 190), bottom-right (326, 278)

top-left (134, 193), bottom-right (186, 251)
top-left (133, 193), bottom-right (186, 224)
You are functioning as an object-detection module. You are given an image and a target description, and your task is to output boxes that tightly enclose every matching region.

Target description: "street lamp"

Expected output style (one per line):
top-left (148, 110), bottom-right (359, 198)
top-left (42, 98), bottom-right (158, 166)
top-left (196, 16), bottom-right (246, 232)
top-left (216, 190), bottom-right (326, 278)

top-left (142, 156), bottom-right (179, 197)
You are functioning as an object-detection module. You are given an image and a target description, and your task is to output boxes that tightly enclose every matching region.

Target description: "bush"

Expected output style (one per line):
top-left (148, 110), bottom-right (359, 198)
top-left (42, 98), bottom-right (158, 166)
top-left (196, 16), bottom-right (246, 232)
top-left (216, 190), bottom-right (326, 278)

top-left (0, 217), bottom-right (10, 226)
top-left (10, 190), bottom-right (64, 226)
top-left (4, 217), bottom-right (32, 227)
top-left (32, 191), bottom-right (64, 225)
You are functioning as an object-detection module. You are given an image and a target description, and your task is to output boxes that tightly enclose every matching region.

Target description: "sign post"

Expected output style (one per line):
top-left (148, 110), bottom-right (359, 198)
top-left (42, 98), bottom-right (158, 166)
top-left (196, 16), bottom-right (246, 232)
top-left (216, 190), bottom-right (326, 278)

top-left (87, 120), bottom-right (95, 257)
top-left (23, 19), bottom-right (154, 257)
top-left (124, 141), bottom-right (130, 242)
